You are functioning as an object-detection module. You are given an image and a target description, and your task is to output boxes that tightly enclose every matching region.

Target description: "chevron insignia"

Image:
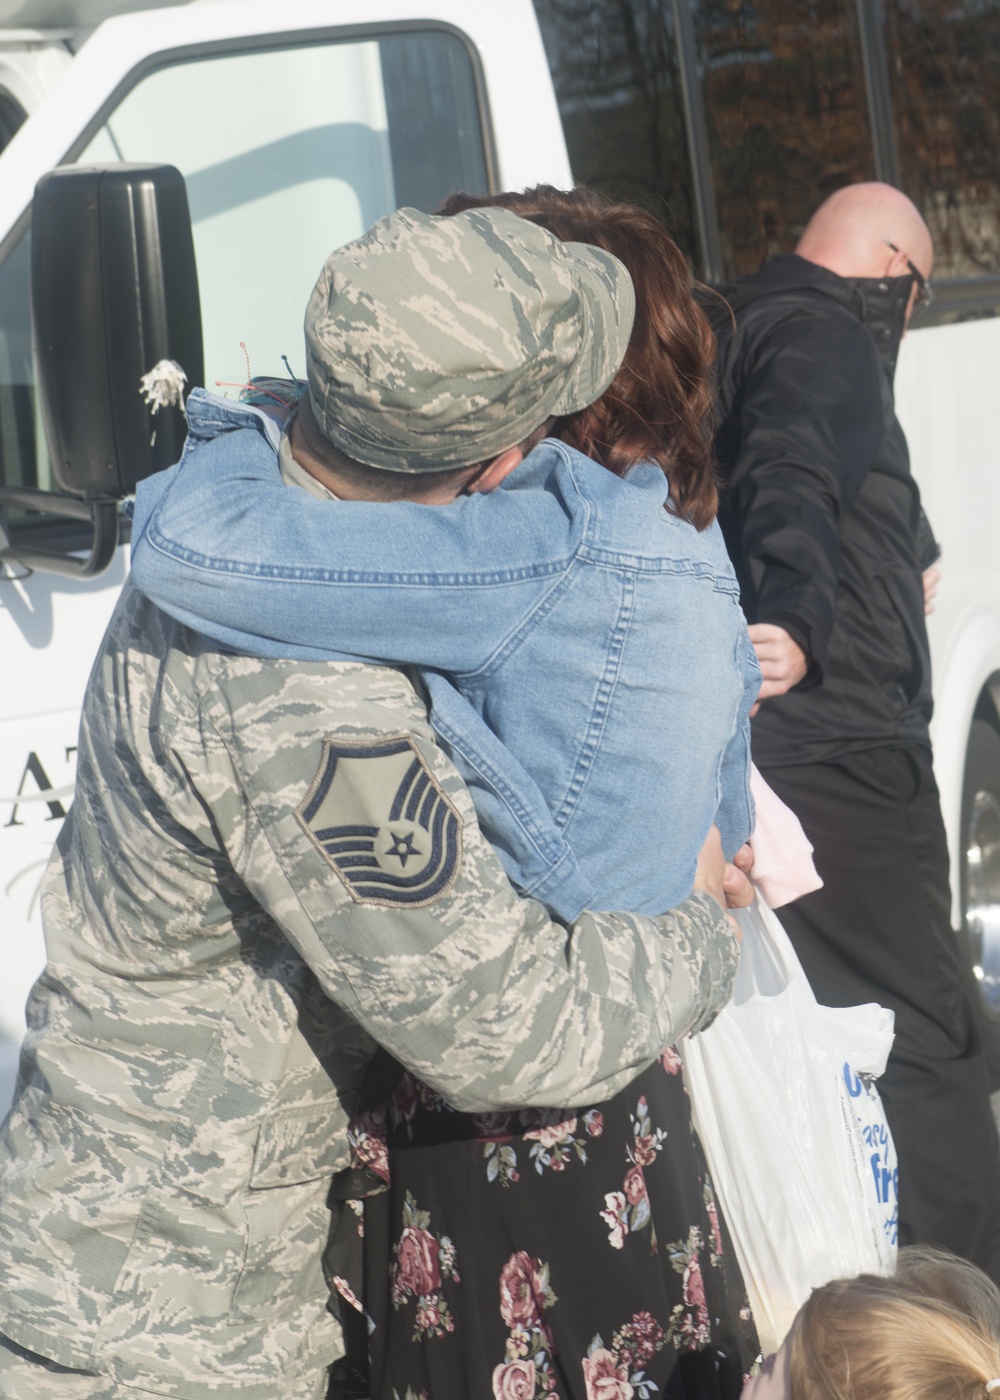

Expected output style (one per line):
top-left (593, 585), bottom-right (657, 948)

top-left (296, 735), bottom-right (463, 907)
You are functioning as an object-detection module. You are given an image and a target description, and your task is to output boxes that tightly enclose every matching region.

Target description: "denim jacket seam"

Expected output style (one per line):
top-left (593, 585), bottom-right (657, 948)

top-left (559, 441), bottom-right (599, 545)
top-left (734, 631), bottom-right (756, 834)
top-left (455, 566), bottom-right (581, 683)
top-left (519, 846), bottom-right (584, 900)
top-left (143, 525), bottom-right (573, 588)
top-left (452, 442), bottom-right (595, 685)
top-left (553, 570), bottom-right (637, 830)
top-left (577, 543), bottom-right (740, 597)
top-left (185, 395), bottom-right (280, 444)
top-left (714, 628), bottom-right (756, 848)
top-left (556, 451), bottom-right (733, 589)
top-left (432, 712), bottom-right (580, 876)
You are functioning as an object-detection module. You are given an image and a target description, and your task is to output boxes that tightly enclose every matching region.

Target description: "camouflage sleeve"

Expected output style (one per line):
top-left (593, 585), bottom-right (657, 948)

top-left (203, 658), bottom-right (738, 1111)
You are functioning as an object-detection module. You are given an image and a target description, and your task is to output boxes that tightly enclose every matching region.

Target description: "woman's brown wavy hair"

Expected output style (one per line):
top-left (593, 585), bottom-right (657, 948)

top-left (438, 185), bottom-right (719, 529)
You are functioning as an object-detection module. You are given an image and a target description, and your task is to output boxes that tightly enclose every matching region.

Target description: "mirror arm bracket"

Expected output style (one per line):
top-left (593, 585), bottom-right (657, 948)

top-left (0, 487), bottom-right (120, 578)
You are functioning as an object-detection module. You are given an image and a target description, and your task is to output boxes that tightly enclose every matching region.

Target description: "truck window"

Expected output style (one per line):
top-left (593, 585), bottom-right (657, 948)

top-left (0, 29), bottom-right (487, 522)
top-left (881, 0), bottom-right (1000, 281)
top-left (0, 228), bottom-right (54, 543)
top-left (532, 0), bottom-right (699, 269)
top-left (693, 0), bottom-right (876, 279)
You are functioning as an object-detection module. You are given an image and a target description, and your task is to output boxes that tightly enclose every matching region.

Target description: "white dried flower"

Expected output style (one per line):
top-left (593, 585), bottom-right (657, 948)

top-left (138, 359), bottom-right (188, 416)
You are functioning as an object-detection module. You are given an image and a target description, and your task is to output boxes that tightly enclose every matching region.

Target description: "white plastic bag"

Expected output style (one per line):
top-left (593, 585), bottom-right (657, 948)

top-left (680, 896), bottom-right (897, 1354)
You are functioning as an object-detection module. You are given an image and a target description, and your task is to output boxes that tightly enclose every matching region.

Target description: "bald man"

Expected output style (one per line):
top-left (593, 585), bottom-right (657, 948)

top-left (704, 183), bottom-right (1000, 1279)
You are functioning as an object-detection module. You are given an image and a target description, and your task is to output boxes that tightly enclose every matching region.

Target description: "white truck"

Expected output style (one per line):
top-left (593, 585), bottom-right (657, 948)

top-left (2, 0), bottom-right (1000, 1114)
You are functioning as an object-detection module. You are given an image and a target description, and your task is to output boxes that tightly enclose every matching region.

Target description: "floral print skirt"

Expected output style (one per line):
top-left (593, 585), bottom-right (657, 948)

top-left (334, 1051), bottom-right (759, 1400)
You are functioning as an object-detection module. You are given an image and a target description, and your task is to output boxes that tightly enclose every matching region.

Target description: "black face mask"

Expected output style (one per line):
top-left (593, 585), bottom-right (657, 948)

top-left (844, 274), bottom-right (914, 382)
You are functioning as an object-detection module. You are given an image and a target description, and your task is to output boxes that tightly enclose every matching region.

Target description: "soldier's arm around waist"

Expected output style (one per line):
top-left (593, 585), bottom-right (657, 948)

top-left (723, 310), bottom-right (884, 680)
top-left (201, 657), bottom-right (738, 1112)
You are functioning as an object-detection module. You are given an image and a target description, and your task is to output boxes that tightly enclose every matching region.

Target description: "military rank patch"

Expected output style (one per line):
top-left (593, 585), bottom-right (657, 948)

top-left (296, 734), bottom-right (463, 907)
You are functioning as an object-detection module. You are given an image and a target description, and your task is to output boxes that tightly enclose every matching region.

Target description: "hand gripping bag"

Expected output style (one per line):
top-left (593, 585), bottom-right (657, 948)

top-left (680, 896), bottom-right (897, 1355)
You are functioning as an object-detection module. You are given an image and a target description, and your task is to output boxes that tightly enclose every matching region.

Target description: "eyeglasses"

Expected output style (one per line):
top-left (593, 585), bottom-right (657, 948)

top-left (884, 241), bottom-right (933, 315)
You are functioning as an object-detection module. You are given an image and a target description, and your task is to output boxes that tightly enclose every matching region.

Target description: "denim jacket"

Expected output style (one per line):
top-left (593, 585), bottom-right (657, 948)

top-left (131, 391), bottom-right (758, 921)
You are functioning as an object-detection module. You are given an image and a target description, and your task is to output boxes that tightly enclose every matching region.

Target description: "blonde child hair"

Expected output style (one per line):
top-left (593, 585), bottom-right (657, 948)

top-left (789, 1246), bottom-right (1000, 1399)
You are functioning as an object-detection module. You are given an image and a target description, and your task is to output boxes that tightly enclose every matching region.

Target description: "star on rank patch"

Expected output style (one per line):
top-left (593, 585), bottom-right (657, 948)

top-left (296, 734), bottom-right (463, 907)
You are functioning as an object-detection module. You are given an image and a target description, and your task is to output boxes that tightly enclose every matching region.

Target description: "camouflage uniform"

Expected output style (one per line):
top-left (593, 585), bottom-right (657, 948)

top-left (0, 1335), bottom-right (326, 1399)
top-left (0, 583), bottom-right (737, 1398)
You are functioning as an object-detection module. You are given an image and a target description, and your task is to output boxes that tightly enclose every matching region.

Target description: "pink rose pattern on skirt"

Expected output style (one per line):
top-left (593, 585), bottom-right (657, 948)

top-left (493, 1251), bottom-right (560, 1398)
top-left (600, 1093), bottom-right (666, 1249)
top-left (665, 1227), bottom-right (712, 1349)
top-left (580, 1310), bottom-right (668, 1400)
top-left (349, 1104), bottom-right (390, 1185)
top-left (477, 1105), bottom-right (605, 1186)
top-left (389, 1190), bottom-right (460, 1340)
top-left (357, 1054), bottom-right (758, 1399)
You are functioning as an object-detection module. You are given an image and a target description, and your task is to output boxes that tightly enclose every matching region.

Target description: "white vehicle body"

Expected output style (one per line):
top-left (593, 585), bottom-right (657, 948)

top-left (0, 0), bottom-right (573, 1109)
top-left (895, 324), bottom-right (1000, 923)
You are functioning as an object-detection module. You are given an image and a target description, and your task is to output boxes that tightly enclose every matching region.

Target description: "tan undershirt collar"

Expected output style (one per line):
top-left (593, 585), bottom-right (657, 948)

top-left (278, 429), bottom-right (339, 501)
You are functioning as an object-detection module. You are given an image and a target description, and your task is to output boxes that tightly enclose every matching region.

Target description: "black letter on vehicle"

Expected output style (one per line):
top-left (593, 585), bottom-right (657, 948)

top-left (4, 752), bottom-right (69, 827)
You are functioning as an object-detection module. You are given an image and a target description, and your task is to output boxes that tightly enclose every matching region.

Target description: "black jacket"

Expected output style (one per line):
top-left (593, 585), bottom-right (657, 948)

top-left (705, 254), bottom-right (940, 768)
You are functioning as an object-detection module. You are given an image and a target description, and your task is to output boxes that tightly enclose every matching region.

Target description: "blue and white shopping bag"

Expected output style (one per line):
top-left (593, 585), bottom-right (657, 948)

top-left (681, 896), bottom-right (897, 1355)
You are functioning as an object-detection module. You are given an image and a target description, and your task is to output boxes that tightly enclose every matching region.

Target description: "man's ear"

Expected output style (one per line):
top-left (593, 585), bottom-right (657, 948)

top-left (465, 446), bottom-right (524, 494)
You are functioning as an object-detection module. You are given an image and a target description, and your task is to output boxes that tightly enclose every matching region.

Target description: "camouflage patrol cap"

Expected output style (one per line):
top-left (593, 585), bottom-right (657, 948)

top-left (303, 205), bottom-right (635, 472)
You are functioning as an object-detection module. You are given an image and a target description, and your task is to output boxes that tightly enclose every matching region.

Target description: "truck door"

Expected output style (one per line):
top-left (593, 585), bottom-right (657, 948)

top-left (0, 15), bottom-right (496, 1108)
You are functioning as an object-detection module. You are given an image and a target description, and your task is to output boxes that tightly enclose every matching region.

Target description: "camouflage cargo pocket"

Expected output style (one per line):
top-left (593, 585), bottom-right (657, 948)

top-left (230, 1103), bottom-right (349, 1323)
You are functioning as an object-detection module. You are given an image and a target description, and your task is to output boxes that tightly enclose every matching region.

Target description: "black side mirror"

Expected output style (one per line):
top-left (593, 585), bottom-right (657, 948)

top-left (0, 162), bottom-right (203, 578)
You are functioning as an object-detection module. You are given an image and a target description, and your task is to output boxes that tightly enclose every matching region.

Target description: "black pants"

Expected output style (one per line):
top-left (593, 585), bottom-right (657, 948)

top-left (761, 746), bottom-right (1000, 1284)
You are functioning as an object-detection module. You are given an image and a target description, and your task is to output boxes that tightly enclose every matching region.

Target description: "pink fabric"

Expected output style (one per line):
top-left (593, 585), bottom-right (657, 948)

top-left (748, 764), bottom-right (823, 907)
